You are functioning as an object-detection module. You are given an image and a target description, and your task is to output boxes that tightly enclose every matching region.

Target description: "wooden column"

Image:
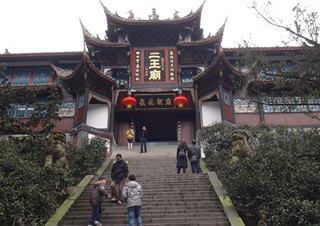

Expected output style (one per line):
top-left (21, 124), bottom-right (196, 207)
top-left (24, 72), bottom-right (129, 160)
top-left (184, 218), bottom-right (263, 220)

top-left (82, 87), bottom-right (89, 124)
top-left (194, 85), bottom-right (201, 132)
top-left (109, 86), bottom-right (116, 133)
top-left (218, 85), bottom-right (226, 121)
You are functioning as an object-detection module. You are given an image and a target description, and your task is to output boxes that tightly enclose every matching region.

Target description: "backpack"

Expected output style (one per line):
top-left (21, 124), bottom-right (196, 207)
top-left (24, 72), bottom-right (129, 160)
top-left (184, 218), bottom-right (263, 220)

top-left (178, 148), bottom-right (186, 157)
top-left (190, 155), bottom-right (197, 162)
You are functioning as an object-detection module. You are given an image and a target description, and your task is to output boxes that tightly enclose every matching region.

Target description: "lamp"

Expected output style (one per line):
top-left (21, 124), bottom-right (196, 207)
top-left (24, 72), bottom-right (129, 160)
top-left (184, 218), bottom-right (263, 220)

top-left (174, 94), bottom-right (188, 108)
top-left (122, 96), bottom-right (136, 109)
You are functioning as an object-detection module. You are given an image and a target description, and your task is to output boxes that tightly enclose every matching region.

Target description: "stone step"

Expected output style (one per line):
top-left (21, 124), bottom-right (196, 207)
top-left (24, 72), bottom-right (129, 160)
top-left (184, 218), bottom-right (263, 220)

top-left (66, 204), bottom-right (223, 212)
top-left (63, 212), bottom-right (226, 221)
top-left (60, 216), bottom-right (229, 225)
top-left (58, 146), bottom-right (229, 226)
top-left (65, 207), bottom-right (224, 216)
top-left (78, 194), bottom-right (217, 201)
top-left (60, 223), bottom-right (226, 226)
top-left (70, 200), bottom-right (222, 208)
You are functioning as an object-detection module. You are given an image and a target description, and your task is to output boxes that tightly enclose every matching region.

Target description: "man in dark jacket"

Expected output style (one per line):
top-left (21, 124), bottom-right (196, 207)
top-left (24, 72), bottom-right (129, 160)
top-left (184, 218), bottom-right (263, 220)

top-left (188, 139), bottom-right (201, 173)
top-left (88, 176), bottom-right (111, 226)
top-left (140, 126), bottom-right (148, 153)
top-left (110, 154), bottom-right (129, 203)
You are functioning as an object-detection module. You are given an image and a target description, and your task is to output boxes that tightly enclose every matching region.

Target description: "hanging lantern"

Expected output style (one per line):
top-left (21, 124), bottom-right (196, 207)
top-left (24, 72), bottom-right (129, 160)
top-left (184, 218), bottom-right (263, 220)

top-left (174, 95), bottom-right (188, 108)
top-left (122, 96), bottom-right (136, 109)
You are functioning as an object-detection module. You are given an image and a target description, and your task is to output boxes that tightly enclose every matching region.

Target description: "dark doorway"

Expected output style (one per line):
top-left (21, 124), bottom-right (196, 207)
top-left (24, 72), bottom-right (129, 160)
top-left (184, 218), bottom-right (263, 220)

top-left (134, 112), bottom-right (177, 142)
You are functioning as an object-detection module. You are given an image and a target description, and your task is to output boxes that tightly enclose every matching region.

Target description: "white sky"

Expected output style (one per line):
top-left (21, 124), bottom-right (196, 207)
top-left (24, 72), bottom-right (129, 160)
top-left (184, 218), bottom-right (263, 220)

top-left (0, 0), bottom-right (319, 54)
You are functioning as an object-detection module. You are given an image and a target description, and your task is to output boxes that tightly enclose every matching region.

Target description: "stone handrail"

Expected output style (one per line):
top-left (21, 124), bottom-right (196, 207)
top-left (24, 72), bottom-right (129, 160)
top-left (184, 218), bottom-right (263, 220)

top-left (200, 158), bottom-right (245, 226)
top-left (45, 157), bottom-right (112, 226)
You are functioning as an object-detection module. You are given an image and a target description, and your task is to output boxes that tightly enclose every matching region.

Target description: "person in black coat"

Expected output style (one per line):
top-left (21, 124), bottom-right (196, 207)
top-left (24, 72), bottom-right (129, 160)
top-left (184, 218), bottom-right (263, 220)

top-left (188, 139), bottom-right (201, 173)
top-left (176, 141), bottom-right (189, 174)
top-left (140, 126), bottom-right (148, 153)
top-left (110, 154), bottom-right (129, 203)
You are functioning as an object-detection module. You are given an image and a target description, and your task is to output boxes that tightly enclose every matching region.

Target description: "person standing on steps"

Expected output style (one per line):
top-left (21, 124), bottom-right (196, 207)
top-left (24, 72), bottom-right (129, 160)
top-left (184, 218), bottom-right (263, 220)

top-left (188, 139), bottom-right (201, 173)
top-left (122, 174), bottom-right (143, 226)
top-left (88, 176), bottom-right (111, 226)
top-left (110, 154), bottom-right (129, 204)
top-left (140, 126), bottom-right (148, 153)
top-left (126, 126), bottom-right (135, 151)
top-left (176, 141), bottom-right (189, 174)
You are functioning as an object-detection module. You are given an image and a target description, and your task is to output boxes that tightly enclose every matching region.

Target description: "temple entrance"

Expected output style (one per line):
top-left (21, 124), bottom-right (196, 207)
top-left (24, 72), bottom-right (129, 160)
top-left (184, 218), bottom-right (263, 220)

top-left (115, 111), bottom-right (195, 145)
top-left (134, 112), bottom-right (178, 142)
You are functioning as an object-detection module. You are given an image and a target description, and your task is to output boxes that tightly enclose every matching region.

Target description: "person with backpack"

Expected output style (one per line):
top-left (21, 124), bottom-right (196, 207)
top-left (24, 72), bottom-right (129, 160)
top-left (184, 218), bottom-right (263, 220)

top-left (176, 141), bottom-right (189, 174)
top-left (88, 176), bottom-right (111, 226)
top-left (188, 139), bottom-right (201, 173)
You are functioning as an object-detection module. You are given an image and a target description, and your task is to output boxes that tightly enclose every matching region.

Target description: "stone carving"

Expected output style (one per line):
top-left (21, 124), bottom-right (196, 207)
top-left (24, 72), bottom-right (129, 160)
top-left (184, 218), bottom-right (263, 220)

top-left (231, 130), bottom-right (252, 162)
top-left (45, 132), bottom-right (68, 170)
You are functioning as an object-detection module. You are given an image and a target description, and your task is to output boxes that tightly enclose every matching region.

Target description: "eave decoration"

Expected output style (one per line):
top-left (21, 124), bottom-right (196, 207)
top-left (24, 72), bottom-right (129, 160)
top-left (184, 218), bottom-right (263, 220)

top-left (122, 96), bottom-right (136, 109)
top-left (174, 95), bottom-right (188, 108)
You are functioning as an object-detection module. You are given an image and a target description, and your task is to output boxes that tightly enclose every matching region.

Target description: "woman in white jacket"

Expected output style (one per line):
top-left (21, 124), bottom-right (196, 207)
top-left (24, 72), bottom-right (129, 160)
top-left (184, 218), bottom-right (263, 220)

top-left (122, 174), bottom-right (143, 226)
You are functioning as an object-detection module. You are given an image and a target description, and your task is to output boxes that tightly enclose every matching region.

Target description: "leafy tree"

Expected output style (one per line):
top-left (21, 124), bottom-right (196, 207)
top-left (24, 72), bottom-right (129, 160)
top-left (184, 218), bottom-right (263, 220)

top-left (235, 1), bottom-right (320, 120)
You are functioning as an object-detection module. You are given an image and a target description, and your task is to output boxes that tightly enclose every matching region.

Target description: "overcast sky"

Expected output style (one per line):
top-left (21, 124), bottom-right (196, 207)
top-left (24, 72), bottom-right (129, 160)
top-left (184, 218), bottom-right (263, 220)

top-left (0, 0), bottom-right (319, 54)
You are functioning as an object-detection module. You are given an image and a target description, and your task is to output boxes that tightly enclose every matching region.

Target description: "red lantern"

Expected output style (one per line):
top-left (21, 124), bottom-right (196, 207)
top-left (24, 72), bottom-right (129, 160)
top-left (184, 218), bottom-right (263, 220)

top-left (174, 95), bottom-right (188, 108)
top-left (122, 96), bottom-right (136, 109)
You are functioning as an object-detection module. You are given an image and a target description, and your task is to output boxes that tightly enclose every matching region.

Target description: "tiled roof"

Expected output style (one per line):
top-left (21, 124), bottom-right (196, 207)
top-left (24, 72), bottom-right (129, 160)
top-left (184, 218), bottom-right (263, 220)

top-left (194, 48), bottom-right (242, 81)
top-left (81, 20), bottom-right (130, 48)
top-left (51, 51), bottom-right (115, 84)
top-left (178, 18), bottom-right (226, 46)
top-left (0, 52), bottom-right (82, 58)
top-left (50, 64), bottom-right (75, 79)
top-left (100, 0), bottom-right (204, 26)
top-left (223, 46), bottom-right (302, 52)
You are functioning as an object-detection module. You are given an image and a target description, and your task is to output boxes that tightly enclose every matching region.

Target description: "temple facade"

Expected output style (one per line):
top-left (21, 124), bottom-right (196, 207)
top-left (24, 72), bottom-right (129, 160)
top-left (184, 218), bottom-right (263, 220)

top-left (1, 2), bottom-right (320, 150)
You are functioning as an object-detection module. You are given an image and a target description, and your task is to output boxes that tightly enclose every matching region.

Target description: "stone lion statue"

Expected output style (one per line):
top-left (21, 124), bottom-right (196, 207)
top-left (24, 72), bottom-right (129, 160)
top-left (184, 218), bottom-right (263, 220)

top-left (231, 130), bottom-right (252, 162)
top-left (45, 131), bottom-right (68, 169)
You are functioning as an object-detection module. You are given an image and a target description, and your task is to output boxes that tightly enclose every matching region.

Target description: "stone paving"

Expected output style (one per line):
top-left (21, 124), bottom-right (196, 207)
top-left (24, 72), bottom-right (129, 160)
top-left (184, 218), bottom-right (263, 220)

top-left (59, 144), bottom-right (229, 225)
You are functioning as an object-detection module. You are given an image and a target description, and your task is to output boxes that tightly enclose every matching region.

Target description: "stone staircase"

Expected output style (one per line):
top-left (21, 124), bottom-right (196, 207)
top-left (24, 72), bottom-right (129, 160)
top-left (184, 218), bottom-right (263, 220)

top-left (58, 145), bottom-right (230, 226)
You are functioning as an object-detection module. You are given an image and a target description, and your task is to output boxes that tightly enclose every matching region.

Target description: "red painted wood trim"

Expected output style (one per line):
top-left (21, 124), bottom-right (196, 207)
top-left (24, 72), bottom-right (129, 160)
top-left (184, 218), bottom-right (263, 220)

top-left (74, 135), bottom-right (78, 145)
top-left (49, 68), bottom-right (54, 83)
top-left (29, 68), bottom-right (35, 85)
top-left (9, 68), bottom-right (14, 84)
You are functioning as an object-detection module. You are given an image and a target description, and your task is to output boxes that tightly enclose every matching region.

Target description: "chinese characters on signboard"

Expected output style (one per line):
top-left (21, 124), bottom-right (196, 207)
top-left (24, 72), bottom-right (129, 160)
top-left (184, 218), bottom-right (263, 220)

top-left (133, 48), bottom-right (176, 83)
top-left (144, 50), bottom-right (165, 82)
top-left (134, 50), bottom-right (141, 82)
top-left (169, 50), bottom-right (175, 81)
top-left (135, 94), bottom-right (175, 109)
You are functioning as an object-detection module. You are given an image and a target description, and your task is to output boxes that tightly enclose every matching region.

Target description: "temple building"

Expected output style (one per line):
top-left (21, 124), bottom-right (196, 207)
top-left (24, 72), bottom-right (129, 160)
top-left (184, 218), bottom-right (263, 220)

top-left (1, 2), bottom-right (320, 150)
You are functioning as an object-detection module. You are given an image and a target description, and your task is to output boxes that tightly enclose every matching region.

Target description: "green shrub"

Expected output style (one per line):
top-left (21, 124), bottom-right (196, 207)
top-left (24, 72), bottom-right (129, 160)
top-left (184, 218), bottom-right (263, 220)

top-left (66, 138), bottom-right (107, 179)
top-left (0, 136), bottom-right (108, 225)
top-left (0, 138), bottom-right (72, 226)
top-left (198, 123), bottom-right (320, 225)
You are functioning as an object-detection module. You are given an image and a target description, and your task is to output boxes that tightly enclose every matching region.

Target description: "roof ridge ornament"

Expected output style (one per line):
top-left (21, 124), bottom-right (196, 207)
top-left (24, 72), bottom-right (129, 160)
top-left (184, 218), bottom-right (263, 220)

top-left (127, 9), bottom-right (134, 20)
top-left (173, 10), bottom-right (180, 19)
top-left (149, 8), bottom-right (159, 20)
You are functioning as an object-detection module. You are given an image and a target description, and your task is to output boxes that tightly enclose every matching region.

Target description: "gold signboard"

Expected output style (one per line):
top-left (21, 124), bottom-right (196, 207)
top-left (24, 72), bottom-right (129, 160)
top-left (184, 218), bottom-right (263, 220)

top-left (144, 50), bottom-right (165, 82)
top-left (135, 94), bottom-right (175, 109)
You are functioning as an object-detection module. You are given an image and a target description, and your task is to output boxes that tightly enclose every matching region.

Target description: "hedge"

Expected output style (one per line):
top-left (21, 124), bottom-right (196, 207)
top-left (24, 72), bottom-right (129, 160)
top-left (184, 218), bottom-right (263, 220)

top-left (198, 122), bottom-right (320, 225)
top-left (0, 137), bottom-right (107, 225)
